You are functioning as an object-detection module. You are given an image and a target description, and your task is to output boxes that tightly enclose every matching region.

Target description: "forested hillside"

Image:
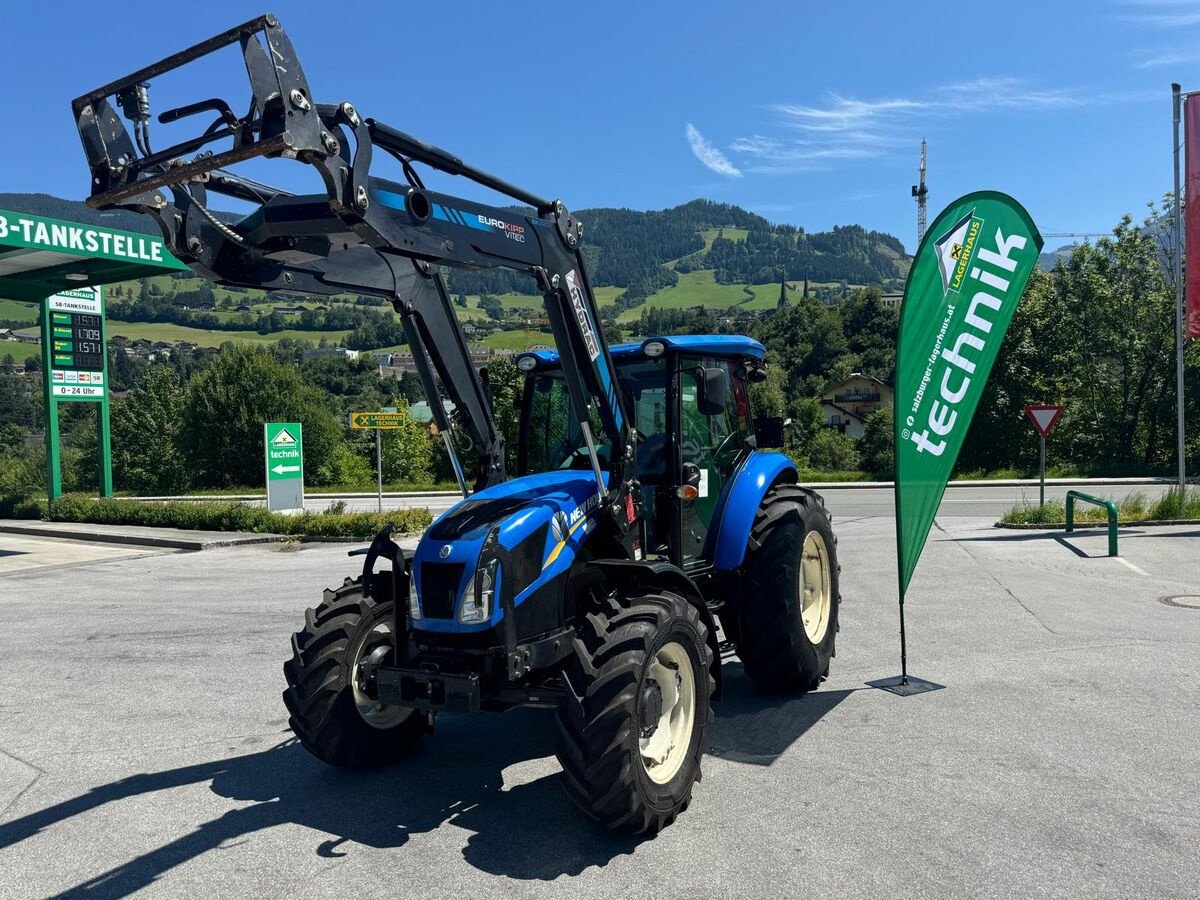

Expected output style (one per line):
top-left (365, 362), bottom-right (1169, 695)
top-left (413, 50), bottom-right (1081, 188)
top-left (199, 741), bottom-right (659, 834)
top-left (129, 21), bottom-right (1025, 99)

top-left (0, 194), bottom-right (910, 311)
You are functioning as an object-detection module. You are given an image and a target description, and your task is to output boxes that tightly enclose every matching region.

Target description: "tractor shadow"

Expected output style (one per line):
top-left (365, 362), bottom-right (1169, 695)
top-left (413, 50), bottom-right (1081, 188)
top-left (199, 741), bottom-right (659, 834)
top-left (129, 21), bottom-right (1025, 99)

top-left (2, 675), bottom-right (850, 894)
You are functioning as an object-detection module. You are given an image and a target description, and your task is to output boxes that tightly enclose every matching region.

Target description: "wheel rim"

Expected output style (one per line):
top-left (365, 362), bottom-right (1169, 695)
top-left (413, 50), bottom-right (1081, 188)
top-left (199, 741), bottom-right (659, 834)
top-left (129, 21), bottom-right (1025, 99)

top-left (350, 618), bottom-right (412, 730)
top-left (800, 530), bottom-right (832, 644)
top-left (639, 640), bottom-right (697, 785)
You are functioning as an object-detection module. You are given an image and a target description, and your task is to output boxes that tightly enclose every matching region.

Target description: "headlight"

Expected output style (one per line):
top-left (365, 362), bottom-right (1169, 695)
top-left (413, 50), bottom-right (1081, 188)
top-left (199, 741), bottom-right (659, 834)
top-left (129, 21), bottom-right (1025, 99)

top-left (460, 557), bottom-right (498, 624)
top-left (408, 569), bottom-right (422, 621)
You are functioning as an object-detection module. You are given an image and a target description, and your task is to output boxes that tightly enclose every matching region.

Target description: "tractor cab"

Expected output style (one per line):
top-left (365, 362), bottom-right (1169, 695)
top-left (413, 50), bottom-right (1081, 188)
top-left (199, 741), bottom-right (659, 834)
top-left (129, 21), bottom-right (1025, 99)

top-left (516, 335), bottom-right (766, 571)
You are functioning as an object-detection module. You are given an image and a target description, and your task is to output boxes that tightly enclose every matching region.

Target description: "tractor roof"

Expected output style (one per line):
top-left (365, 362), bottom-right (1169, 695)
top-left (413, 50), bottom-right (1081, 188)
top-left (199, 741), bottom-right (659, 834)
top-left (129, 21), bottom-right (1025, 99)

top-left (517, 334), bottom-right (765, 370)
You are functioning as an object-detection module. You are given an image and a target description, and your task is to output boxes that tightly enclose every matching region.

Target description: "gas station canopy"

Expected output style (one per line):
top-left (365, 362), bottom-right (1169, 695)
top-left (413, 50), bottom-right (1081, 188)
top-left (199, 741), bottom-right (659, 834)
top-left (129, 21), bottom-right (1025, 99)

top-left (0, 208), bottom-right (188, 302)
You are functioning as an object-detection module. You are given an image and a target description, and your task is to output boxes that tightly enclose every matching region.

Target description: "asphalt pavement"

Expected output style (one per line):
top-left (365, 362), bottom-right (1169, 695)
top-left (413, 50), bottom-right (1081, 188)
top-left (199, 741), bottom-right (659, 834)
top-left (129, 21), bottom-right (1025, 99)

top-left (281, 479), bottom-right (1178, 520)
top-left (1, 516), bottom-right (1198, 898)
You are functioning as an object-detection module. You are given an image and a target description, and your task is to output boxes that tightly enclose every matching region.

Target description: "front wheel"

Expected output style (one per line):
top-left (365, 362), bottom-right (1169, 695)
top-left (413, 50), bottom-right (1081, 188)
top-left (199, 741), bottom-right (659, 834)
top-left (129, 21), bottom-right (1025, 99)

top-left (555, 589), bottom-right (714, 833)
top-left (735, 485), bottom-right (840, 692)
top-left (283, 578), bottom-right (429, 769)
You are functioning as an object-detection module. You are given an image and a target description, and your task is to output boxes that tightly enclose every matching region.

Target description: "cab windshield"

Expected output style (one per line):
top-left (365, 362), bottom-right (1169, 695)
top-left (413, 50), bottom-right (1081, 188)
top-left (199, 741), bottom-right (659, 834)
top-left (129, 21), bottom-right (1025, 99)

top-left (520, 359), bottom-right (667, 476)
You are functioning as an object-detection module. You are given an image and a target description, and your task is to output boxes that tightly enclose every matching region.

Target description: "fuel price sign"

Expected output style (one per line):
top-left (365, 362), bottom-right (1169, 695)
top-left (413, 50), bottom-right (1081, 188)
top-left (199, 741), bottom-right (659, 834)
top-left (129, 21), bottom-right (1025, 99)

top-left (45, 286), bottom-right (106, 399)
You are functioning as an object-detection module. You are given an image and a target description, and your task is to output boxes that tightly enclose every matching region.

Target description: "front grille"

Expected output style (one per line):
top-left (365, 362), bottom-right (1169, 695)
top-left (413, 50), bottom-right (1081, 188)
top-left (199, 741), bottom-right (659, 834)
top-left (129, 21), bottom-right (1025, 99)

top-left (420, 562), bottom-right (465, 619)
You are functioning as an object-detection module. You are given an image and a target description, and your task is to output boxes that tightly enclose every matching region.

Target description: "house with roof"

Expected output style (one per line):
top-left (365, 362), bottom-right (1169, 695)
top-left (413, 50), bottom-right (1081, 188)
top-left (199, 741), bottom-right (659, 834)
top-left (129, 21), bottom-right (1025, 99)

top-left (819, 373), bottom-right (893, 439)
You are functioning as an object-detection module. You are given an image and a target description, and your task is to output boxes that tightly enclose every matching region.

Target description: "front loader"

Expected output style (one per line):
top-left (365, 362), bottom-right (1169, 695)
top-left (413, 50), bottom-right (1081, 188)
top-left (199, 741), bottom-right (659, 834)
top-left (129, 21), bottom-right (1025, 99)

top-left (71, 14), bottom-right (842, 833)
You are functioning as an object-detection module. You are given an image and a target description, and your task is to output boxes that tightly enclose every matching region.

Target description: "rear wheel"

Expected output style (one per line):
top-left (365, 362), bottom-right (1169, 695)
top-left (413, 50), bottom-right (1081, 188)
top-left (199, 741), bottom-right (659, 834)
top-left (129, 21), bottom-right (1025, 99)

top-left (735, 485), bottom-right (840, 692)
top-left (283, 578), bottom-right (429, 768)
top-left (555, 589), bottom-right (714, 833)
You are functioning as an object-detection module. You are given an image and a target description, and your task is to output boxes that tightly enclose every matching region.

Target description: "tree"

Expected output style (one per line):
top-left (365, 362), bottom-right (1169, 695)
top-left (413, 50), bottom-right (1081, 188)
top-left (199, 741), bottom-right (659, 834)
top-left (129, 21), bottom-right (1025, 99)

top-left (111, 364), bottom-right (189, 494)
top-left (479, 293), bottom-right (504, 321)
top-left (380, 402), bottom-right (434, 484)
top-left (180, 346), bottom-right (342, 487)
top-left (859, 409), bottom-right (894, 479)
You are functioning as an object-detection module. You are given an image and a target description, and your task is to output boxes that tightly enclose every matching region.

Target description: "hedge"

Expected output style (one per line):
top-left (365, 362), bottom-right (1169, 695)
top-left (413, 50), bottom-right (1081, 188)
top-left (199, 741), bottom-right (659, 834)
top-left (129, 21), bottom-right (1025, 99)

top-left (2, 493), bottom-right (432, 538)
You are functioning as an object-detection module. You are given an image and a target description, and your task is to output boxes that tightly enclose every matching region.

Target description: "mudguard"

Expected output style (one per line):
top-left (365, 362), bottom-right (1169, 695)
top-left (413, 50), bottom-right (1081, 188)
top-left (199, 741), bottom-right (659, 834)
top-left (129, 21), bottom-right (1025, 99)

top-left (707, 451), bottom-right (798, 571)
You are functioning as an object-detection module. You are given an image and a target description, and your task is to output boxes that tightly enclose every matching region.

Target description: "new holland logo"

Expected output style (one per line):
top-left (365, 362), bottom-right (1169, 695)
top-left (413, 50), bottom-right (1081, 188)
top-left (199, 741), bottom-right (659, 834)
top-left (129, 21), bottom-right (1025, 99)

top-left (272, 428), bottom-right (297, 446)
top-left (934, 210), bottom-right (984, 296)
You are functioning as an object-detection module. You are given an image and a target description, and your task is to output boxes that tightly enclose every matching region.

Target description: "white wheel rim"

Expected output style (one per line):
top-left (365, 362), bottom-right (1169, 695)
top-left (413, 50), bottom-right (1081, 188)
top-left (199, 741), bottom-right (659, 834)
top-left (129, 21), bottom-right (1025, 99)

top-left (800, 530), bottom-right (832, 644)
top-left (350, 618), bottom-right (412, 730)
top-left (639, 640), bottom-right (697, 785)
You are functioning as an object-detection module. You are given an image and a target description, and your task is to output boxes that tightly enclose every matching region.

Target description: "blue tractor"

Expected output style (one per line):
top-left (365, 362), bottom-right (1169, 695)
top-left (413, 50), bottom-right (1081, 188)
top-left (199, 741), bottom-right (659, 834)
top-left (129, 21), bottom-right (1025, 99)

top-left (71, 14), bottom-right (840, 833)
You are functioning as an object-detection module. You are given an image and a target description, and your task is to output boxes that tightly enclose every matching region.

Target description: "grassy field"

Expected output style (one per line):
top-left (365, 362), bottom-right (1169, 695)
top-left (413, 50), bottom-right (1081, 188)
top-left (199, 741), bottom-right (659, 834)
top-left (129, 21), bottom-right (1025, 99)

top-left (0, 298), bottom-right (37, 323)
top-left (101, 322), bottom-right (354, 347)
top-left (479, 329), bottom-right (554, 352)
top-left (699, 227), bottom-right (748, 250)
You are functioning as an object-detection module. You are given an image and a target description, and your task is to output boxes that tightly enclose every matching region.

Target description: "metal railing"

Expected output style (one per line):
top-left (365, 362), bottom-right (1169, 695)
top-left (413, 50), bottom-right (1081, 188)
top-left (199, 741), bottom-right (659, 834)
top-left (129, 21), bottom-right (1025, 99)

top-left (1065, 490), bottom-right (1119, 557)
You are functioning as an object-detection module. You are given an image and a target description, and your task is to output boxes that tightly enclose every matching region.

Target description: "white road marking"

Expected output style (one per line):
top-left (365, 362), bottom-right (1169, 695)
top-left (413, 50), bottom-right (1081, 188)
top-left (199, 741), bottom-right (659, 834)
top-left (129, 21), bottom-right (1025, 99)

top-left (1115, 557), bottom-right (1149, 577)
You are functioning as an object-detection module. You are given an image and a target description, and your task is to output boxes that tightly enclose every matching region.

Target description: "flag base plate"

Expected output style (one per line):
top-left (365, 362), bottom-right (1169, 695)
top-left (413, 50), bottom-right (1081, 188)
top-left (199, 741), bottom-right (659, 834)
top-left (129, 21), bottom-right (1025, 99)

top-left (867, 675), bottom-right (945, 696)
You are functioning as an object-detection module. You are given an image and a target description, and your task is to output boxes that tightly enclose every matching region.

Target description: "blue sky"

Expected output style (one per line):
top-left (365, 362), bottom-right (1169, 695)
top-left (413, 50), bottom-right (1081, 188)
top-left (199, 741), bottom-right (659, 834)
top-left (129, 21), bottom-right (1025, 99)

top-left (2, 0), bottom-right (1199, 251)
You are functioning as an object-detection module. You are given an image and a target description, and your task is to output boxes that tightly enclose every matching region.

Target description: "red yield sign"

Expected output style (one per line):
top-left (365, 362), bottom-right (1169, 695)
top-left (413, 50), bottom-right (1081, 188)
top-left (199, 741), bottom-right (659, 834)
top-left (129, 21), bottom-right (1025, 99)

top-left (1025, 405), bottom-right (1064, 438)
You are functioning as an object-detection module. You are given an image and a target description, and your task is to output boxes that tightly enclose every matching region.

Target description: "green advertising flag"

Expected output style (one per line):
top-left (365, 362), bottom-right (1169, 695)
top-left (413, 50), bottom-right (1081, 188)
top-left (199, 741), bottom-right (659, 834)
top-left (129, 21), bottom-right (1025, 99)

top-left (895, 192), bottom-right (1042, 597)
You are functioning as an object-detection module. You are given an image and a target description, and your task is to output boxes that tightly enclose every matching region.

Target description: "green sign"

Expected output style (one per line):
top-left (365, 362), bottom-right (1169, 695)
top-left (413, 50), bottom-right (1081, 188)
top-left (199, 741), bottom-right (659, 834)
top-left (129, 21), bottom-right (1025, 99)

top-left (0, 209), bottom-right (187, 269)
top-left (351, 411), bottom-right (405, 429)
top-left (39, 285), bottom-right (113, 501)
top-left (894, 192), bottom-right (1042, 596)
top-left (265, 422), bottom-right (304, 480)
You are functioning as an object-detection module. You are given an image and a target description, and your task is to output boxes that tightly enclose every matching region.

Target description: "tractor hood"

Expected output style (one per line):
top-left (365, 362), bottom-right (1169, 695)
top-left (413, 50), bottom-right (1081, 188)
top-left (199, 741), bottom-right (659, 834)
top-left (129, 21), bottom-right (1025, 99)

top-left (411, 471), bottom-right (608, 632)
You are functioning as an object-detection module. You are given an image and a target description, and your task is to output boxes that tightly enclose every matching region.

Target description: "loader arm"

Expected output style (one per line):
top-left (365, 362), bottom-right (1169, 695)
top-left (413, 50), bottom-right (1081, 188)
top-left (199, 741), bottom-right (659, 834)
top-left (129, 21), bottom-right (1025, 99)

top-left (70, 13), bottom-right (636, 524)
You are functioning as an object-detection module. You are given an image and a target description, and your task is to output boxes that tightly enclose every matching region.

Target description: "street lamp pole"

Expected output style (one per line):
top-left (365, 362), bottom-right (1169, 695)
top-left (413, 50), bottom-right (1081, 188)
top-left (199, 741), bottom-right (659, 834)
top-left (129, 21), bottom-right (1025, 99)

top-left (1172, 83), bottom-right (1187, 498)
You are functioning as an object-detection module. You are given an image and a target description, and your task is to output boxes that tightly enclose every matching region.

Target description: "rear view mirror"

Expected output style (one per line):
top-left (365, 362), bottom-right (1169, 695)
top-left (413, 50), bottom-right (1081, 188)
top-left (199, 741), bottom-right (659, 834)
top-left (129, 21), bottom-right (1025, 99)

top-left (697, 367), bottom-right (728, 416)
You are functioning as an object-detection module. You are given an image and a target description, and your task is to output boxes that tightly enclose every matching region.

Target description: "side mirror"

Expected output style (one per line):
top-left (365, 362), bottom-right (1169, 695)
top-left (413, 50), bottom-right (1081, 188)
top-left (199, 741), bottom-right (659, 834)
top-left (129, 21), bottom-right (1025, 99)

top-left (697, 367), bottom-right (728, 416)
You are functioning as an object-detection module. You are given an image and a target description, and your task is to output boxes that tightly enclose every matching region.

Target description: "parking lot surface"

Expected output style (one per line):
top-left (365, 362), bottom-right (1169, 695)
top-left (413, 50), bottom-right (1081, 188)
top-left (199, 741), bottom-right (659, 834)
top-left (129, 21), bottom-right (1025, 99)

top-left (1, 517), bottom-right (1198, 899)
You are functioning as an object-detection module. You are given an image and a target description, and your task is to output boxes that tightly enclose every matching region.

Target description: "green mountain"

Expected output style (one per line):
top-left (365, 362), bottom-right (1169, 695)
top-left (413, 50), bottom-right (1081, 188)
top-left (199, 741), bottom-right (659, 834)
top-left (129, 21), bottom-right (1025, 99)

top-left (0, 194), bottom-right (909, 333)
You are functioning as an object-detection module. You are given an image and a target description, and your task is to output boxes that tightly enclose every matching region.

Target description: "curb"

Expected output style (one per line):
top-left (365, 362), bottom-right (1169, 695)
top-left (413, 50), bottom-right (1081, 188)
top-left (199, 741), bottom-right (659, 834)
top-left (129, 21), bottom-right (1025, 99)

top-left (0, 522), bottom-right (282, 551)
top-left (0, 521), bottom-right (427, 551)
top-left (128, 491), bottom-right (460, 503)
top-left (807, 477), bottom-right (1181, 490)
top-left (993, 519), bottom-right (1200, 530)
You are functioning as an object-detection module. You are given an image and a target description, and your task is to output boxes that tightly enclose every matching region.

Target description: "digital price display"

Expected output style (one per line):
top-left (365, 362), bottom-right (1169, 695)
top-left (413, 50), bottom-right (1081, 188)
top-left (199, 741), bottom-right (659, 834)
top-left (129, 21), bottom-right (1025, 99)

top-left (49, 312), bottom-right (105, 372)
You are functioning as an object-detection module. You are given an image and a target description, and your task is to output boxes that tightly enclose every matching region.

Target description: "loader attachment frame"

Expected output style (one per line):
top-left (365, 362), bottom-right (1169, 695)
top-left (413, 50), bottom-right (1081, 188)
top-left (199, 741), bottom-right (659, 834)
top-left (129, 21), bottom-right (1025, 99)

top-left (71, 13), bottom-right (636, 527)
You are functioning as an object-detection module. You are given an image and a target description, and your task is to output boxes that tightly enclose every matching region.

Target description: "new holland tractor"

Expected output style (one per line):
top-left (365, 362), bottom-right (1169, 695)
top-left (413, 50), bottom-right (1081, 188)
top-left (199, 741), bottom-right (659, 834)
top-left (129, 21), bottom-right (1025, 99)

top-left (71, 14), bottom-right (841, 833)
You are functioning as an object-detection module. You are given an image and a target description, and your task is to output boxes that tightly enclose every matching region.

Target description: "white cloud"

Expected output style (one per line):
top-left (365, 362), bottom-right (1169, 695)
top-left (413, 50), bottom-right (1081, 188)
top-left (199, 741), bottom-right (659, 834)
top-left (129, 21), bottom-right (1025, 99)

top-left (728, 77), bottom-right (1139, 174)
top-left (1134, 47), bottom-right (1198, 67)
top-left (1116, 0), bottom-right (1200, 27)
top-left (685, 123), bottom-right (742, 178)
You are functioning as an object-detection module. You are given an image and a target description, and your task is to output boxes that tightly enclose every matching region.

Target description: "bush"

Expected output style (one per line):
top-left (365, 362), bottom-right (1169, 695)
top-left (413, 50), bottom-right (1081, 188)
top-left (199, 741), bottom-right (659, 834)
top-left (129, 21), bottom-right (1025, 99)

top-left (40, 494), bottom-right (432, 537)
top-left (804, 428), bottom-right (861, 472)
top-left (315, 443), bottom-right (375, 489)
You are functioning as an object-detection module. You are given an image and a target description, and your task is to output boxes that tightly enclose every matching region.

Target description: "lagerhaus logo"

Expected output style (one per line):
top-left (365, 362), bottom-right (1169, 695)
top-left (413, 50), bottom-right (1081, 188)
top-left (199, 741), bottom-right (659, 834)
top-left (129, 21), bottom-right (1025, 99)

top-left (934, 210), bottom-right (984, 296)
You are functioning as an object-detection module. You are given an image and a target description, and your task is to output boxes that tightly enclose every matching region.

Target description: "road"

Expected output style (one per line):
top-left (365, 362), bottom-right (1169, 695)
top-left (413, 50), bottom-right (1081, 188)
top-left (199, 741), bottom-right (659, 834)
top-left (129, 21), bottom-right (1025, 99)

top-left (2, 518), bottom-right (1199, 898)
top-left (287, 479), bottom-right (1176, 520)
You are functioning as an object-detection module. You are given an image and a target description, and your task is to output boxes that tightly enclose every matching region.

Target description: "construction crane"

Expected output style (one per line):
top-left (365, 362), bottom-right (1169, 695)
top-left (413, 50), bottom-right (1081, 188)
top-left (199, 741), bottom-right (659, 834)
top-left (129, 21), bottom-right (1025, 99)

top-left (912, 139), bottom-right (928, 243)
top-left (1043, 232), bottom-right (1107, 240)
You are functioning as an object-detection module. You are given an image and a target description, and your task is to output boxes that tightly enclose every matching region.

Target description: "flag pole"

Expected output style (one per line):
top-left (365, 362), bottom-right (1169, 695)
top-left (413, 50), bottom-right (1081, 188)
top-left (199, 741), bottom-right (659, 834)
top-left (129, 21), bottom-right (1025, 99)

top-left (1173, 84), bottom-right (1187, 500)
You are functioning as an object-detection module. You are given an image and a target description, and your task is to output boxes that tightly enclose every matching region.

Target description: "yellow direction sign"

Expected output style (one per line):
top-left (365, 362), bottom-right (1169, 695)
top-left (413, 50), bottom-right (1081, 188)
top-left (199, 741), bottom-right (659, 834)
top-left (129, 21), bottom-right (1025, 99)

top-left (351, 411), bottom-right (405, 429)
